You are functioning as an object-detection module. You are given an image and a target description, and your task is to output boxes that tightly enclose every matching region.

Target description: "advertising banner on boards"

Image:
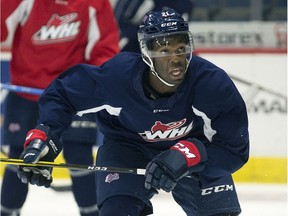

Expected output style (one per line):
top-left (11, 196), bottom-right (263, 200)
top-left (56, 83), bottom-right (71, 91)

top-left (190, 21), bottom-right (287, 51)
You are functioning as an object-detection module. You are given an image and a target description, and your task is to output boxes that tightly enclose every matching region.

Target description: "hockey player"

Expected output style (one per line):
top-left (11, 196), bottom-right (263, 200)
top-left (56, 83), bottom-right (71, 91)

top-left (0, 0), bottom-right (119, 215)
top-left (17, 8), bottom-right (249, 216)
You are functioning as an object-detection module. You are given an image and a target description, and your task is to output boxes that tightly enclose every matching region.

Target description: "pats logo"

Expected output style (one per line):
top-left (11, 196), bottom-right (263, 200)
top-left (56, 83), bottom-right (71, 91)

top-left (8, 123), bottom-right (21, 133)
top-left (32, 13), bottom-right (80, 44)
top-left (105, 173), bottom-right (119, 183)
top-left (139, 119), bottom-right (193, 142)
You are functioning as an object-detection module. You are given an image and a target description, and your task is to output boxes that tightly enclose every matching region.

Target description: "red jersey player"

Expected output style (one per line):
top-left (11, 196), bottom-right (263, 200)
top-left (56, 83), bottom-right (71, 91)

top-left (0, 0), bottom-right (119, 215)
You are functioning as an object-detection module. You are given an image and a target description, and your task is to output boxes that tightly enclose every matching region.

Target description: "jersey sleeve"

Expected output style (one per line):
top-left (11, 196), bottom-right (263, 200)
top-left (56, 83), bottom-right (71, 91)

top-left (193, 69), bottom-right (249, 187)
top-left (199, 101), bottom-right (249, 187)
top-left (38, 64), bottom-right (102, 138)
top-left (0, 0), bottom-right (22, 46)
top-left (85, 0), bottom-right (120, 65)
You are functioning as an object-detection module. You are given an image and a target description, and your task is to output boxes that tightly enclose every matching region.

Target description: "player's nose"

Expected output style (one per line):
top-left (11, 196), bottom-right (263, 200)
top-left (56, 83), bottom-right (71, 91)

top-left (169, 54), bottom-right (181, 63)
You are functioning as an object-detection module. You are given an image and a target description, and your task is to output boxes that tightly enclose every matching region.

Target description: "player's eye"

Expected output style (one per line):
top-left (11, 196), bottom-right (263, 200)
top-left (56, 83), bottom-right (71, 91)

top-left (160, 49), bottom-right (170, 55)
top-left (176, 46), bottom-right (186, 54)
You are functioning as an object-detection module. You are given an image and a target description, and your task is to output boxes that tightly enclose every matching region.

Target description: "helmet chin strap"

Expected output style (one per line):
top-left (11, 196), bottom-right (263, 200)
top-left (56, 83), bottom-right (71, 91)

top-left (150, 58), bottom-right (192, 87)
top-left (150, 69), bottom-right (176, 87)
top-left (142, 54), bottom-right (176, 87)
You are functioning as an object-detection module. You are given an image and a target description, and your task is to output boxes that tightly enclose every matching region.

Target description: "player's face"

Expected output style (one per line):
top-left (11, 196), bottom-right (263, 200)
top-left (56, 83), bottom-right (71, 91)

top-left (151, 36), bottom-right (188, 86)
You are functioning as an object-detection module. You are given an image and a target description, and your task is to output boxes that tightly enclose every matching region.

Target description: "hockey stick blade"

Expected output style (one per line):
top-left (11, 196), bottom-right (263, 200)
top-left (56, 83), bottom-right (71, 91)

top-left (0, 158), bottom-right (146, 175)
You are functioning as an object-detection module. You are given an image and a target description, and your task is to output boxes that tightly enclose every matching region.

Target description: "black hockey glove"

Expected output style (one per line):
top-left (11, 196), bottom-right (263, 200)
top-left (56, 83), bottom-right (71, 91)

top-left (145, 138), bottom-right (207, 192)
top-left (17, 124), bottom-right (62, 188)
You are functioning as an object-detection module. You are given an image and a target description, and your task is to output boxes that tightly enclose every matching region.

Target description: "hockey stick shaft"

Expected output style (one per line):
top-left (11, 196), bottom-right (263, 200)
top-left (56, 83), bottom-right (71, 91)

top-left (228, 74), bottom-right (287, 99)
top-left (0, 83), bottom-right (44, 95)
top-left (2, 77), bottom-right (286, 99)
top-left (0, 158), bottom-right (146, 175)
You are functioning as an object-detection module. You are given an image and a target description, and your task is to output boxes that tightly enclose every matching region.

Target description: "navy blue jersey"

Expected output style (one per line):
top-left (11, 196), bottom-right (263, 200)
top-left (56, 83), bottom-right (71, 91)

top-left (39, 52), bottom-right (249, 184)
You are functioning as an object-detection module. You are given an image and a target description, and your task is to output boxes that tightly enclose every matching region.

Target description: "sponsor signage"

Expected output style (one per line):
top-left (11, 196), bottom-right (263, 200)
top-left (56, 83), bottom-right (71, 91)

top-left (189, 21), bottom-right (287, 50)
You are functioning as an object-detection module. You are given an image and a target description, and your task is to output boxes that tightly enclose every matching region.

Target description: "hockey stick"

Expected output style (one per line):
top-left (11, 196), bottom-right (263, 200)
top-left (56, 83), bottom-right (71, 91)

top-left (0, 83), bottom-right (44, 95)
top-left (50, 184), bottom-right (72, 192)
top-left (2, 78), bottom-right (286, 100)
top-left (0, 158), bottom-right (146, 175)
top-left (228, 74), bottom-right (287, 99)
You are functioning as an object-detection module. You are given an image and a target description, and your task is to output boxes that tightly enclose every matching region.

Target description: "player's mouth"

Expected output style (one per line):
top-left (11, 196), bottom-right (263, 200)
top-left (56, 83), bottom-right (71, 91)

top-left (169, 67), bottom-right (184, 78)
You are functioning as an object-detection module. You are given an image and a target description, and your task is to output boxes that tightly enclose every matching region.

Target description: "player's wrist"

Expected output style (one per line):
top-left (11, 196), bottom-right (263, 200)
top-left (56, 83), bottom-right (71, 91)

top-left (24, 125), bottom-right (49, 148)
top-left (23, 124), bottom-right (62, 160)
top-left (170, 138), bottom-right (207, 168)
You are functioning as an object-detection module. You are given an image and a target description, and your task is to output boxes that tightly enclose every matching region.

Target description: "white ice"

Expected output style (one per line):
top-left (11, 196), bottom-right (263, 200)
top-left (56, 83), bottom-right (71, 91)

top-left (3, 180), bottom-right (286, 216)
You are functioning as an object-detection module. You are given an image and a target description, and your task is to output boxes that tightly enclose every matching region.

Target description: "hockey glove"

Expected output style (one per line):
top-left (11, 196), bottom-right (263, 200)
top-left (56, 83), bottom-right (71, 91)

top-left (17, 124), bottom-right (62, 187)
top-left (145, 138), bottom-right (207, 192)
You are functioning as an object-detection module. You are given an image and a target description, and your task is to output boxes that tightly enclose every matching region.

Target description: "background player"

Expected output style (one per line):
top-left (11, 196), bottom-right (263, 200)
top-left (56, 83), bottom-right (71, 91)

top-left (111, 0), bottom-right (194, 52)
top-left (17, 8), bottom-right (249, 216)
top-left (0, 0), bottom-right (119, 215)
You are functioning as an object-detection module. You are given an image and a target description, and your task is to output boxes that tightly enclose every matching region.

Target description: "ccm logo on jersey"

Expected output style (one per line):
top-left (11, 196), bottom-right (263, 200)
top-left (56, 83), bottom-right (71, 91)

top-left (153, 109), bottom-right (169, 113)
top-left (71, 121), bottom-right (97, 128)
top-left (201, 184), bottom-right (234, 196)
top-left (139, 118), bottom-right (193, 142)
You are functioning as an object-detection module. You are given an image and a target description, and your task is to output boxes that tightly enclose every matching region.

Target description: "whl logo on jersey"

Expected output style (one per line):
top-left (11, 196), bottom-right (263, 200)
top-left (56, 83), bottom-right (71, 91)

top-left (32, 13), bottom-right (80, 44)
top-left (139, 118), bottom-right (193, 142)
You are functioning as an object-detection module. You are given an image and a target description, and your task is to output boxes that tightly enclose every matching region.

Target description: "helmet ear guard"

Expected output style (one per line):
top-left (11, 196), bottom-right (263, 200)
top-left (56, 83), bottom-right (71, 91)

top-left (137, 8), bottom-right (194, 86)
